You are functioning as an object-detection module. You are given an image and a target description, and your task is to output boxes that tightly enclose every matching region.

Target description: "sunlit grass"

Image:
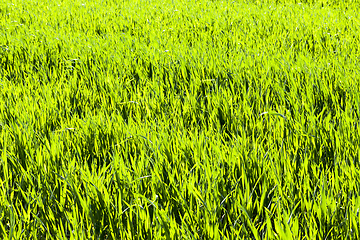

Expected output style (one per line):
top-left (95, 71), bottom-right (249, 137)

top-left (1, 0), bottom-right (360, 239)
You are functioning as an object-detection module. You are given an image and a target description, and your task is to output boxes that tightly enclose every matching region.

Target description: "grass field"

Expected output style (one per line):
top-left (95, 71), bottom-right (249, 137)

top-left (1, 0), bottom-right (360, 239)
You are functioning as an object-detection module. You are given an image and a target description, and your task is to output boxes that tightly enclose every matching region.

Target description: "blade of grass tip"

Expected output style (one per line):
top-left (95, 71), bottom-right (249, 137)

top-left (136, 193), bottom-right (158, 209)
top-left (138, 135), bottom-right (153, 144)
top-left (259, 111), bottom-right (287, 120)
top-left (191, 185), bottom-right (211, 215)
top-left (287, 201), bottom-right (301, 225)
top-left (248, 172), bottom-right (264, 202)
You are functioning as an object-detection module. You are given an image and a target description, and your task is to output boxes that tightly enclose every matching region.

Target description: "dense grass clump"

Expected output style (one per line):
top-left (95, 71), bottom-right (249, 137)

top-left (1, 0), bottom-right (360, 239)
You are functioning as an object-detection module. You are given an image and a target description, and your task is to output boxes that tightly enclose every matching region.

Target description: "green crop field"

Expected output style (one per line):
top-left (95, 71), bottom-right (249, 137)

top-left (1, 0), bottom-right (360, 239)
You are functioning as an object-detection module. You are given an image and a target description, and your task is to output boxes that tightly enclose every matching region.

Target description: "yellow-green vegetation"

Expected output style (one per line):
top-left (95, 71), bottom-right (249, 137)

top-left (1, 0), bottom-right (360, 238)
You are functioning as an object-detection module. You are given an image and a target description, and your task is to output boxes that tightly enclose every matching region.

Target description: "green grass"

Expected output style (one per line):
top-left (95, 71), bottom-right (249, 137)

top-left (1, 0), bottom-right (360, 239)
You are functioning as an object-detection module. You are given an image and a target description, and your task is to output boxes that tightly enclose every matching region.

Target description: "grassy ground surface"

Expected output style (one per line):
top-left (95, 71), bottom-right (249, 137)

top-left (1, 0), bottom-right (360, 239)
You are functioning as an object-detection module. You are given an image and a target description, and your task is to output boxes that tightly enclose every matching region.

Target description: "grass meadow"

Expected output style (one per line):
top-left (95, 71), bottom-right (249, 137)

top-left (1, 0), bottom-right (360, 238)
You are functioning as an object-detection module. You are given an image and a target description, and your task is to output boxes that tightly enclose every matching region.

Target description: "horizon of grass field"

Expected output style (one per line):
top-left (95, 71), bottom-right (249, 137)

top-left (1, 0), bottom-right (360, 239)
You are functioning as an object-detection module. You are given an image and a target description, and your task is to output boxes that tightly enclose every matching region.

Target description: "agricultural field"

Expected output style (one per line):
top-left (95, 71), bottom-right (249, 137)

top-left (1, 0), bottom-right (360, 238)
